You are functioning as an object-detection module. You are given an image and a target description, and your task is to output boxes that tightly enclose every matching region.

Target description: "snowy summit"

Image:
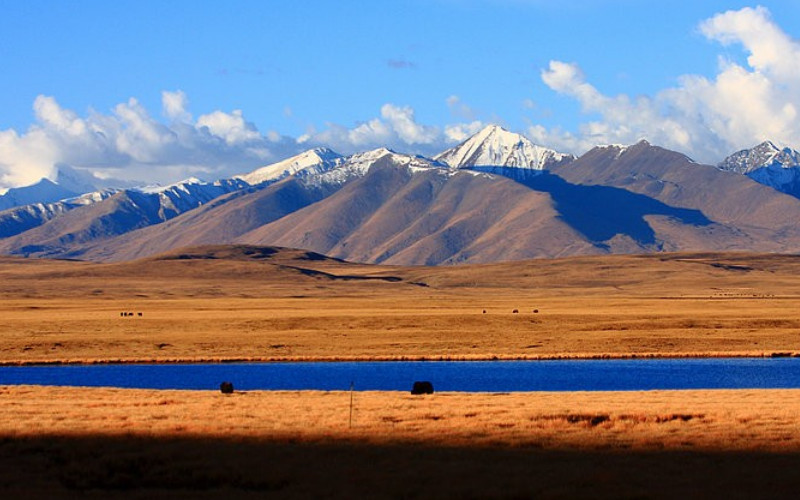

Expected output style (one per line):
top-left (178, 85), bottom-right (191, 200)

top-left (718, 141), bottom-right (800, 196)
top-left (237, 147), bottom-right (344, 186)
top-left (434, 125), bottom-right (574, 170)
top-left (718, 141), bottom-right (800, 175)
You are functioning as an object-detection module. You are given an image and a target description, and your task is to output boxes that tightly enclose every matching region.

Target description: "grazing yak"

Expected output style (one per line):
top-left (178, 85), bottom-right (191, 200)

top-left (411, 381), bottom-right (434, 395)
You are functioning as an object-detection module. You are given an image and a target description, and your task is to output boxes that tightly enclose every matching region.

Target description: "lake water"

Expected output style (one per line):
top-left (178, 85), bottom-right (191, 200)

top-left (3, 358), bottom-right (800, 392)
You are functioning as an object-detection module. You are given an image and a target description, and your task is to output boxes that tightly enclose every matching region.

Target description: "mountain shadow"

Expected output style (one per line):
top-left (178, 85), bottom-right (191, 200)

top-left (472, 168), bottom-right (712, 247)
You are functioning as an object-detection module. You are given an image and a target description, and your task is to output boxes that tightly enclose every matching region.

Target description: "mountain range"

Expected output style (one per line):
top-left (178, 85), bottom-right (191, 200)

top-left (2, 125), bottom-right (800, 264)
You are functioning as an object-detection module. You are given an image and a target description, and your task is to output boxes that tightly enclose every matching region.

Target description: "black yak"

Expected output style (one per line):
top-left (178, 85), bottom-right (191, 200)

top-left (411, 381), bottom-right (434, 395)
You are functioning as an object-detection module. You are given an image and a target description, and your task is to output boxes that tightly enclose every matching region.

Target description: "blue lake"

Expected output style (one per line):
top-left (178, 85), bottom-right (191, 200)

top-left (3, 358), bottom-right (800, 392)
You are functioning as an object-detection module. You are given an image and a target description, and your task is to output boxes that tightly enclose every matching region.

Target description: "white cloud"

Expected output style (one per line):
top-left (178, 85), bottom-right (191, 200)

top-left (0, 93), bottom-right (303, 189)
top-left (162, 90), bottom-right (192, 123)
top-left (0, 127), bottom-right (58, 187)
top-left (700, 6), bottom-right (800, 82)
top-left (379, 104), bottom-right (438, 144)
top-left (444, 121), bottom-right (485, 142)
top-left (303, 102), bottom-right (476, 155)
top-left (532, 6), bottom-right (800, 162)
top-left (196, 109), bottom-right (262, 146)
top-left (446, 95), bottom-right (477, 120)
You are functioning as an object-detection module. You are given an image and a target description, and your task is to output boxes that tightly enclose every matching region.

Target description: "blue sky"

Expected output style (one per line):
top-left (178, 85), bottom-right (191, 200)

top-left (1, 1), bottom-right (800, 187)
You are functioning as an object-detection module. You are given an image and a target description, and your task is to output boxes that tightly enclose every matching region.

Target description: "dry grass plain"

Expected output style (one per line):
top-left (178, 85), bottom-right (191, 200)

top-left (6, 246), bottom-right (800, 497)
top-left (3, 246), bottom-right (800, 364)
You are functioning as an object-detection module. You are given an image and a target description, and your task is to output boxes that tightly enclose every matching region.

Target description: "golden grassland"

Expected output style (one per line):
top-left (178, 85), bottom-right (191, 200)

top-left (6, 249), bottom-right (800, 497)
top-left (4, 250), bottom-right (800, 365)
top-left (5, 385), bottom-right (800, 498)
top-left (6, 385), bottom-right (800, 452)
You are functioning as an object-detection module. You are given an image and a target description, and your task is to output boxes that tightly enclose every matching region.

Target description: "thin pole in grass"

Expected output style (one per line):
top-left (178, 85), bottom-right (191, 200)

top-left (349, 381), bottom-right (354, 428)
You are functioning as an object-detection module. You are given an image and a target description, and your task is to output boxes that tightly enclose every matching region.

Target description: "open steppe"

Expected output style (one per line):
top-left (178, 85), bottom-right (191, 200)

top-left (4, 245), bottom-right (800, 364)
top-left (6, 245), bottom-right (800, 497)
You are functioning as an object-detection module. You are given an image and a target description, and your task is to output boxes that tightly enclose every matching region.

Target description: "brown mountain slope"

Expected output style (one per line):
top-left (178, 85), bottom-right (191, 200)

top-left (0, 190), bottom-right (167, 258)
top-left (236, 162), bottom-right (597, 265)
top-left (74, 178), bottom-right (339, 261)
top-left (554, 141), bottom-right (800, 230)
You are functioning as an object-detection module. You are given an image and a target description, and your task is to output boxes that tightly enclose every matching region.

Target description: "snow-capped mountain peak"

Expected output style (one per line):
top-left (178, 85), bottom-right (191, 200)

top-left (718, 141), bottom-right (800, 197)
top-left (434, 124), bottom-right (574, 170)
top-left (719, 141), bottom-right (800, 175)
top-left (0, 164), bottom-right (134, 212)
top-left (301, 147), bottom-right (445, 187)
top-left (237, 147), bottom-right (343, 185)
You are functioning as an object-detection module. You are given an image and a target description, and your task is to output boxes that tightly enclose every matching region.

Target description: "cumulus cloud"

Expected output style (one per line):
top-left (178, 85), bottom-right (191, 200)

top-left (379, 104), bottom-right (438, 144)
top-left (196, 109), bottom-right (262, 146)
top-left (0, 93), bottom-right (305, 189)
top-left (444, 121), bottom-right (485, 142)
top-left (531, 6), bottom-right (800, 162)
top-left (304, 102), bottom-right (473, 155)
top-left (162, 90), bottom-right (192, 123)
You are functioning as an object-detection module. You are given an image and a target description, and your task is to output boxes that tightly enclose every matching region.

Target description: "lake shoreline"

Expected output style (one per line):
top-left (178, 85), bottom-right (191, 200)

top-left (3, 350), bottom-right (799, 366)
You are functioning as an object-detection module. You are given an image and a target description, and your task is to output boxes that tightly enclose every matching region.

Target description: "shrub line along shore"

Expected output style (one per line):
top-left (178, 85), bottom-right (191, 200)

top-left (3, 350), bottom-right (800, 366)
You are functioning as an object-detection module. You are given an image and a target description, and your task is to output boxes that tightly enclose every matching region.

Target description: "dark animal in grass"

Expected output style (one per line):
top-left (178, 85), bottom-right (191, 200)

top-left (512, 309), bottom-right (519, 314)
top-left (220, 381), bottom-right (234, 394)
top-left (411, 381), bottom-right (434, 395)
